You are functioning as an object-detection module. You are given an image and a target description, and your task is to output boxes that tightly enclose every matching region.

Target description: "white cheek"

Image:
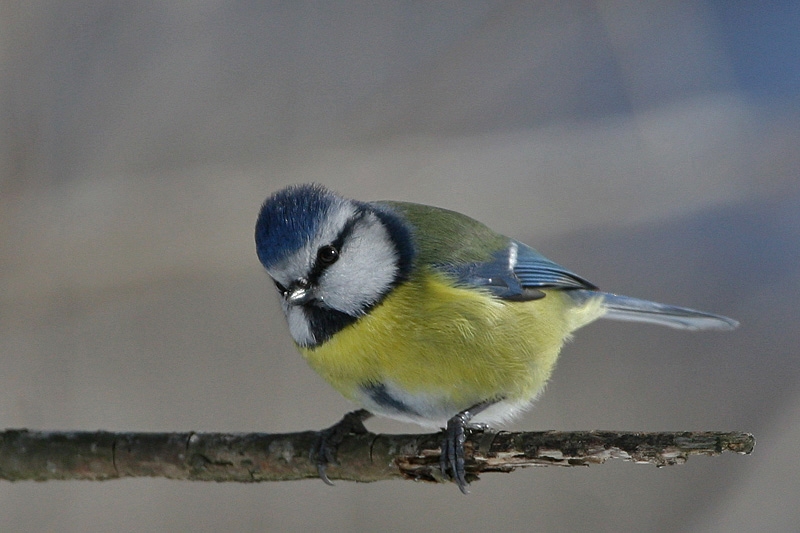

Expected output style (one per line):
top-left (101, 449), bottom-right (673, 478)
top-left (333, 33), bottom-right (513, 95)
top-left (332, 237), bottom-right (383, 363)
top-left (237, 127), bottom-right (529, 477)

top-left (283, 303), bottom-right (315, 346)
top-left (319, 219), bottom-right (398, 315)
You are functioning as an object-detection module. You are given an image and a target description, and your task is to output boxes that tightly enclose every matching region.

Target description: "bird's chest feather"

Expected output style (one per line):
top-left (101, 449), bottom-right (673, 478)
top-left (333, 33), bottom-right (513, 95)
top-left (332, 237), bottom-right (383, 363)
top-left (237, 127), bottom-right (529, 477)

top-left (298, 271), bottom-right (586, 408)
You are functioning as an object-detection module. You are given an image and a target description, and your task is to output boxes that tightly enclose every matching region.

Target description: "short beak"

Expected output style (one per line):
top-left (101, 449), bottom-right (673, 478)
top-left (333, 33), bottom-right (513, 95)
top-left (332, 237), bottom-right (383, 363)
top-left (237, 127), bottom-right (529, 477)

top-left (286, 285), bottom-right (314, 305)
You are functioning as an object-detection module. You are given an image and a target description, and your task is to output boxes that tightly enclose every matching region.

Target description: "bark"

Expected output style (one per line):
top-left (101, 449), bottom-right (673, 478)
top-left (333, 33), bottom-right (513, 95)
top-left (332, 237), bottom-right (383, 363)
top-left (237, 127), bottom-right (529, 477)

top-left (0, 428), bottom-right (754, 485)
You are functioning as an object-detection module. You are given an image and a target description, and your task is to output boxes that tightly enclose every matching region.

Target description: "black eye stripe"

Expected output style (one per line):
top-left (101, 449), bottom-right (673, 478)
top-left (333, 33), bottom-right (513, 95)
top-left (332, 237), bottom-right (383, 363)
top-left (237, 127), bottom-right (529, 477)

top-left (308, 208), bottom-right (367, 282)
top-left (331, 208), bottom-right (365, 250)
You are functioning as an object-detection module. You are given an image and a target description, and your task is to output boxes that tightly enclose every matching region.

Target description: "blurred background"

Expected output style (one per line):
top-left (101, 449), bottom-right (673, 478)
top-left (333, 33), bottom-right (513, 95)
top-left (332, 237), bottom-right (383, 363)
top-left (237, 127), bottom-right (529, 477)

top-left (1, 2), bottom-right (799, 531)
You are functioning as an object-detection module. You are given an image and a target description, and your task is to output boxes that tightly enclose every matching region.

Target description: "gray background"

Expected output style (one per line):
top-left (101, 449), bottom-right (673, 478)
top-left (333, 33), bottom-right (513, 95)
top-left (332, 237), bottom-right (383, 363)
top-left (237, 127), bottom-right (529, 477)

top-left (2, 2), bottom-right (799, 531)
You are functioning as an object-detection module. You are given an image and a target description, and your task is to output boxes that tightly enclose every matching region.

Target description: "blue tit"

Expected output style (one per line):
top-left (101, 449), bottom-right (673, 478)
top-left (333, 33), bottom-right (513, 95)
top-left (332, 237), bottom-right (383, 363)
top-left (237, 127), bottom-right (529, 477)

top-left (254, 183), bottom-right (738, 493)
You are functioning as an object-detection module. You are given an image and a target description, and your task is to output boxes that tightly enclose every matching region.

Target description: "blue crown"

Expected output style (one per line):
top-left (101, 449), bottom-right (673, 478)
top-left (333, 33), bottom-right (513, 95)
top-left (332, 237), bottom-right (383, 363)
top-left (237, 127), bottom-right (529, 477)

top-left (255, 184), bottom-right (336, 268)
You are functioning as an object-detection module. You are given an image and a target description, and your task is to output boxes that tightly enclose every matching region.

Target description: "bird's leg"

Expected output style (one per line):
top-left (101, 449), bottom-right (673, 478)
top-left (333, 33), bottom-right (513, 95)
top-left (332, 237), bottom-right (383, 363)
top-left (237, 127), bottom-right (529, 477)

top-left (312, 409), bottom-right (372, 485)
top-left (440, 401), bottom-right (494, 494)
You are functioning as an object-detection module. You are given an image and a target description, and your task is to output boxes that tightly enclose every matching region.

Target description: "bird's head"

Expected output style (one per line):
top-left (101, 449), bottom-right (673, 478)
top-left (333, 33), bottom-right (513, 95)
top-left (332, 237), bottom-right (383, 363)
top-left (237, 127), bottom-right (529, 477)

top-left (255, 184), bottom-right (413, 346)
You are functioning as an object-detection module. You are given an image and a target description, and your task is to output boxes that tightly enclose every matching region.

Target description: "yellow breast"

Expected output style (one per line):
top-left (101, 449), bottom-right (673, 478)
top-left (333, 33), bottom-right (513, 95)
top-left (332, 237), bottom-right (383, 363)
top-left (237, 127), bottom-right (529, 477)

top-left (299, 269), bottom-right (604, 411)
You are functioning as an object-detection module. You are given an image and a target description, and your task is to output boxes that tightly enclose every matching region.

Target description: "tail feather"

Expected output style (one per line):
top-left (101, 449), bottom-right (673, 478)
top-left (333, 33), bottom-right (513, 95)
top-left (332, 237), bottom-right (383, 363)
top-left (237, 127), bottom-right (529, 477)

top-left (572, 290), bottom-right (739, 331)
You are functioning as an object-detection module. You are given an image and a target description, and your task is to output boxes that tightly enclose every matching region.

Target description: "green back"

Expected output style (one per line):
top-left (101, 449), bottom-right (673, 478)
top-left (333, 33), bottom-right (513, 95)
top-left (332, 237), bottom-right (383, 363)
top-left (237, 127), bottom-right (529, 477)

top-left (377, 201), bottom-right (509, 266)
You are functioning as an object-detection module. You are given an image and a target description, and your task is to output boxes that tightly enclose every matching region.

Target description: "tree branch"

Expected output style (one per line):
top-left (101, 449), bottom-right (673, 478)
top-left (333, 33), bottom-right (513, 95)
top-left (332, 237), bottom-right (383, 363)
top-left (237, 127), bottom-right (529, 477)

top-left (0, 428), bottom-right (754, 485)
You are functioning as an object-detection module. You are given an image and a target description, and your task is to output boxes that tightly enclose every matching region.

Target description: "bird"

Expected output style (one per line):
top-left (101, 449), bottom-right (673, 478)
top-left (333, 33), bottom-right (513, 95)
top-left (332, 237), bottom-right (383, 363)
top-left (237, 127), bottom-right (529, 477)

top-left (254, 183), bottom-right (738, 493)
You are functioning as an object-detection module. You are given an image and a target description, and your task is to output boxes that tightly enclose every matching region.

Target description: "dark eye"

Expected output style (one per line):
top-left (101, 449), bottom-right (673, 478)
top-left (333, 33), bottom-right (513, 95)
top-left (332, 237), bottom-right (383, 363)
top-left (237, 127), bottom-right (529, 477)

top-left (317, 245), bottom-right (339, 266)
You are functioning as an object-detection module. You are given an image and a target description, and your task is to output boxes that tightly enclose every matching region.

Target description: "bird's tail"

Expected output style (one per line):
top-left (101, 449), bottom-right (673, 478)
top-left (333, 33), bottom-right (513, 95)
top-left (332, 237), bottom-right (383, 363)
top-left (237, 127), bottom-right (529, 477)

top-left (570, 290), bottom-right (739, 331)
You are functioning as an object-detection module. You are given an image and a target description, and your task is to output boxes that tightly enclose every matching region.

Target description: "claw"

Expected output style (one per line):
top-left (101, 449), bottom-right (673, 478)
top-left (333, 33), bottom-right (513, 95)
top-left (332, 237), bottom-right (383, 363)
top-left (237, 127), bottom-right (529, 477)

top-left (440, 401), bottom-right (495, 494)
top-left (311, 409), bottom-right (372, 485)
top-left (441, 412), bottom-right (470, 493)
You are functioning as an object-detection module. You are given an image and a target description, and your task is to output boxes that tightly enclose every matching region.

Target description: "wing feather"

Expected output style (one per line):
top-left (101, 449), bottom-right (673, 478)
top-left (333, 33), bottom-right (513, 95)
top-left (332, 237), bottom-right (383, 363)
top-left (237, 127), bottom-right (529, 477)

top-left (438, 239), bottom-right (597, 301)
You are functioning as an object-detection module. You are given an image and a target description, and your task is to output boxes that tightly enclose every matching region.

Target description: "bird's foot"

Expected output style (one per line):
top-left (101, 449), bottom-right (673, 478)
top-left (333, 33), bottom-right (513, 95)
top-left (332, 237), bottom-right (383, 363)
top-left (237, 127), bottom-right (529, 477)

top-left (440, 402), bottom-right (493, 494)
top-left (312, 409), bottom-right (372, 485)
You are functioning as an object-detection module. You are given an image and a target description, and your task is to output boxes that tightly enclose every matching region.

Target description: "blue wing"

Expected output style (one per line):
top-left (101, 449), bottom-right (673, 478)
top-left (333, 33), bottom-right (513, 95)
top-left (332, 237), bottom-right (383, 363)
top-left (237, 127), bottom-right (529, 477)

top-left (433, 239), bottom-right (738, 329)
top-left (438, 239), bottom-right (597, 301)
